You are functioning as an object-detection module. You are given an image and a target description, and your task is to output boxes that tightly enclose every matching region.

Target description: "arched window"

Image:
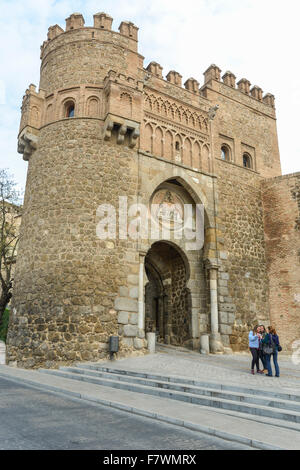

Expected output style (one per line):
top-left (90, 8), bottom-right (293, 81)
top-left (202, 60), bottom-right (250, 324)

top-left (64, 101), bottom-right (75, 118)
top-left (221, 145), bottom-right (230, 161)
top-left (175, 141), bottom-right (180, 151)
top-left (86, 97), bottom-right (99, 117)
top-left (243, 153), bottom-right (252, 169)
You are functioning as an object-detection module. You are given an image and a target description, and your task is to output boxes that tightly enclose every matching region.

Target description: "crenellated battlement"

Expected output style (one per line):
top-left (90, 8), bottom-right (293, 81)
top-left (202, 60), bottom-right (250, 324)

top-left (39, 12), bottom-right (275, 111)
top-left (203, 64), bottom-right (275, 108)
top-left (46, 11), bottom-right (138, 37)
top-left (40, 12), bottom-right (140, 60)
top-left (146, 62), bottom-right (163, 79)
top-left (65, 12), bottom-right (85, 31)
top-left (93, 12), bottom-right (113, 30)
top-left (144, 60), bottom-right (275, 110)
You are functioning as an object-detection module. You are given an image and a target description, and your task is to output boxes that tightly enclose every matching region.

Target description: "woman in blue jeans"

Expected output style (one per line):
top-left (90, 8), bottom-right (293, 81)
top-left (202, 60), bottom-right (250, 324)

top-left (262, 326), bottom-right (280, 377)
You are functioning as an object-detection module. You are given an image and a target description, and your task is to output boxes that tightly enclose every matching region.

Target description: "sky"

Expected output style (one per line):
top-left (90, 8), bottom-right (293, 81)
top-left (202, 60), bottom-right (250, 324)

top-left (0, 0), bottom-right (299, 191)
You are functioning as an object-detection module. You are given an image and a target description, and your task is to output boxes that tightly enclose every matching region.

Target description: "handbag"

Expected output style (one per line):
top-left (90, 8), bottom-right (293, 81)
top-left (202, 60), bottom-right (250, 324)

top-left (274, 334), bottom-right (282, 352)
top-left (263, 343), bottom-right (273, 355)
top-left (263, 334), bottom-right (275, 355)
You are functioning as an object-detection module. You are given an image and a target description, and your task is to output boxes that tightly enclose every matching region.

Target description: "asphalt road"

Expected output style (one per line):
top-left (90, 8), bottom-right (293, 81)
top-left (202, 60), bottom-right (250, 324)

top-left (0, 376), bottom-right (251, 450)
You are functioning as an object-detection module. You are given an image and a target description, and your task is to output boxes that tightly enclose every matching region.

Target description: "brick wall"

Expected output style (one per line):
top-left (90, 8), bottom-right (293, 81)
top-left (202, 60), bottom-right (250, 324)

top-left (262, 173), bottom-right (300, 350)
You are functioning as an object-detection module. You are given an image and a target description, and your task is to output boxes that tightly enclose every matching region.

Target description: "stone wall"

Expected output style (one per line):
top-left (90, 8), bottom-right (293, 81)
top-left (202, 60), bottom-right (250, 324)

top-left (7, 119), bottom-right (146, 368)
top-left (262, 173), bottom-right (300, 350)
top-left (215, 159), bottom-right (270, 351)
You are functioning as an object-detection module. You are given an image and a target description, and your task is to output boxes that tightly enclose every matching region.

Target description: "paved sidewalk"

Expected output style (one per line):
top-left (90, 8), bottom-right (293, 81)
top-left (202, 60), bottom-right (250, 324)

top-left (105, 348), bottom-right (300, 394)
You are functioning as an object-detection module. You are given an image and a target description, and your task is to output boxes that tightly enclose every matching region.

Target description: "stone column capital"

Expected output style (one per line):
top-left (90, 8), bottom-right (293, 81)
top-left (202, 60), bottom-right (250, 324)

top-left (138, 250), bottom-right (147, 259)
top-left (204, 258), bottom-right (220, 271)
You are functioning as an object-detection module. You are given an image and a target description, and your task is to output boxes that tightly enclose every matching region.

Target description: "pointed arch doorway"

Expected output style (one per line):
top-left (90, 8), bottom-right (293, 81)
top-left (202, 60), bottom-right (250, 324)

top-left (144, 241), bottom-right (192, 347)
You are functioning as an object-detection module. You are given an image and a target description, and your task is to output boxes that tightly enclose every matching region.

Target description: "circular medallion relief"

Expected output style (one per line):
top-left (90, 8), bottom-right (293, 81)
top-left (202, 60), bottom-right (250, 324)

top-left (151, 189), bottom-right (184, 231)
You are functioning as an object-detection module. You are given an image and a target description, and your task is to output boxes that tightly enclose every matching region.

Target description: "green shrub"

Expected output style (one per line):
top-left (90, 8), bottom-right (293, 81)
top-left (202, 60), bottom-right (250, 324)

top-left (0, 309), bottom-right (10, 343)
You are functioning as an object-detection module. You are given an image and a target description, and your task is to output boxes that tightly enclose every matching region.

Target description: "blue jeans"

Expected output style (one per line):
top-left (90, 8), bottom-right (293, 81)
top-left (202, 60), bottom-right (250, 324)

top-left (265, 350), bottom-right (280, 377)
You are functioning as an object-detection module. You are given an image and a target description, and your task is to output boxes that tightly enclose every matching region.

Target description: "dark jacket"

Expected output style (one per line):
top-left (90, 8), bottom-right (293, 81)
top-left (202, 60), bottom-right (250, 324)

top-left (262, 333), bottom-right (280, 350)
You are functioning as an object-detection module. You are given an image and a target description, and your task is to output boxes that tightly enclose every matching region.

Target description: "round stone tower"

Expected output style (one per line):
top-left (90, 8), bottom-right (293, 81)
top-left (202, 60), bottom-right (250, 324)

top-left (7, 13), bottom-right (148, 367)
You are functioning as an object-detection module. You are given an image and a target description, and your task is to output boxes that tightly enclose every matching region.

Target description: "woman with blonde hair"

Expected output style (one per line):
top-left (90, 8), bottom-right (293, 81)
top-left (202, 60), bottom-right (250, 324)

top-left (262, 326), bottom-right (281, 377)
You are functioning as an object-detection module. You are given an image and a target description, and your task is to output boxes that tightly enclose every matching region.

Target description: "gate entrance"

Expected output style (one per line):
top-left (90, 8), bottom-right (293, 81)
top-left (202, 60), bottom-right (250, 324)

top-left (145, 241), bottom-right (191, 347)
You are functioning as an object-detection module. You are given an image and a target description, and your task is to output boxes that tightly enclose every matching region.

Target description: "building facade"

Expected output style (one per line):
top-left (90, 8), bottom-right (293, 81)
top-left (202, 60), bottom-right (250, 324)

top-left (6, 12), bottom-right (300, 368)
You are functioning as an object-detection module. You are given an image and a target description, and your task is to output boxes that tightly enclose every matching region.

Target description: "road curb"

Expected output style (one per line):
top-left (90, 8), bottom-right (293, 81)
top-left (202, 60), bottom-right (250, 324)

top-left (0, 371), bottom-right (283, 450)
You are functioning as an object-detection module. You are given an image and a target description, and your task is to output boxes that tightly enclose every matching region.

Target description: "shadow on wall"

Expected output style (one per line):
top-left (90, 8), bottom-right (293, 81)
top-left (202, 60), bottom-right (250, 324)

top-left (0, 309), bottom-right (10, 343)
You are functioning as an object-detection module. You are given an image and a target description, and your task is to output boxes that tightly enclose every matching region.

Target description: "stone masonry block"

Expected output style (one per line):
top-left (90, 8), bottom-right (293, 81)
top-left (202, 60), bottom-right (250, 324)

top-left (129, 313), bottom-right (138, 325)
top-left (220, 311), bottom-right (228, 324)
top-left (220, 272), bottom-right (230, 280)
top-left (220, 324), bottom-right (232, 335)
top-left (114, 297), bottom-right (138, 312)
top-left (219, 251), bottom-right (228, 260)
top-left (133, 338), bottom-right (144, 349)
top-left (119, 286), bottom-right (129, 297)
top-left (118, 311), bottom-right (129, 324)
top-left (127, 275), bottom-right (138, 285)
top-left (129, 287), bottom-right (138, 299)
top-left (219, 287), bottom-right (229, 296)
top-left (121, 338), bottom-right (133, 348)
top-left (221, 334), bottom-right (230, 346)
top-left (123, 324), bottom-right (138, 337)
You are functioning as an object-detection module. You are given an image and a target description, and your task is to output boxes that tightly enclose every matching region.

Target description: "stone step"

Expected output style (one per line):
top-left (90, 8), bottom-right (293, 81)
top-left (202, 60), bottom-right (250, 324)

top-left (3, 364), bottom-right (300, 450)
top-left (78, 363), bottom-right (300, 403)
top-left (39, 368), bottom-right (300, 424)
top-left (59, 365), bottom-right (300, 413)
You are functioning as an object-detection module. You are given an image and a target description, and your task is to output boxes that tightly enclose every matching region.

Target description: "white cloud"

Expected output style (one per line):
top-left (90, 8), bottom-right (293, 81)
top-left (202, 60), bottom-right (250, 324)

top-left (0, 0), bottom-right (299, 190)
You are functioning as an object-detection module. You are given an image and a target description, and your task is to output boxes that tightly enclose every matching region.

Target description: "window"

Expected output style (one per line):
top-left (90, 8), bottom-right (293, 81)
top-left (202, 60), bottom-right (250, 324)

top-left (175, 141), bottom-right (180, 151)
top-left (65, 101), bottom-right (75, 118)
top-left (221, 145), bottom-right (230, 161)
top-left (66, 105), bottom-right (75, 118)
top-left (243, 153), bottom-right (252, 169)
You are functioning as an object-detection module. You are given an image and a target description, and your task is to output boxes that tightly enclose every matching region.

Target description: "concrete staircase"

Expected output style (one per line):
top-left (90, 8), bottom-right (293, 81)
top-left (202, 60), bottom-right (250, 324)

top-left (39, 363), bottom-right (300, 427)
top-left (1, 361), bottom-right (300, 450)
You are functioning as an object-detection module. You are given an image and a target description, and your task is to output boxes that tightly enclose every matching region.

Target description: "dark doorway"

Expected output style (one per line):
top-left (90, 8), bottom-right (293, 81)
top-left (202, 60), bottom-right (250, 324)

top-left (145, 241), bottom-right (191, 346)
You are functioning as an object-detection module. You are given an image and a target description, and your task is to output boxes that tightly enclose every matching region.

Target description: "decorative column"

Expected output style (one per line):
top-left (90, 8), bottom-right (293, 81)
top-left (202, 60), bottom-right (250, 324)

top-left (138, 252), bottom-right (146, 331)
top-left (205, 259), bottom-right (224, 353)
